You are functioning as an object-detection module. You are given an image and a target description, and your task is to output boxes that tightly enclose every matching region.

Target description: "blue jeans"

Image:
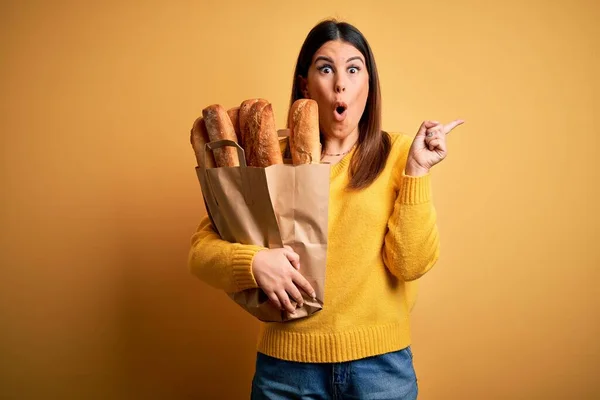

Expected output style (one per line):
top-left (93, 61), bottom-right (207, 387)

top-left (251, 347), bottom-right (418, 400)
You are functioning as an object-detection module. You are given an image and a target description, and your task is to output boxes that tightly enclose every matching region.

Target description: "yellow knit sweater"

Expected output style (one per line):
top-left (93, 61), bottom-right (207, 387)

top-left (188, 132), bottom-right (440, 363)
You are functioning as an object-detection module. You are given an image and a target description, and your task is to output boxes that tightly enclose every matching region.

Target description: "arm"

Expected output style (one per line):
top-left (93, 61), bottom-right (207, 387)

top-left (382, 172), bottom-right (440, 281)
top-left (382, 118), bottom-right (464, 280)
top-left (188, 215), bottom-right (265, 293)
top-left (188, 215), bottom-right (315, 312)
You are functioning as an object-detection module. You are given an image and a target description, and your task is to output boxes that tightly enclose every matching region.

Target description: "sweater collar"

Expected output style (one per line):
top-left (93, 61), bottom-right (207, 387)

top-left (327, 146), bottom-right (357, 178)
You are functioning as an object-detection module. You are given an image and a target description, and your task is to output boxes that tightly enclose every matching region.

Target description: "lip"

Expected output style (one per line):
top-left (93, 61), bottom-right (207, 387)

top-left (333, 101), bottom-right (348, 122)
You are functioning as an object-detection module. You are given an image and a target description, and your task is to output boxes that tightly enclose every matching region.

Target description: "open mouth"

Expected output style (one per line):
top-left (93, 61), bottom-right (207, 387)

top-left (333, 102), bottom-right (348, 121)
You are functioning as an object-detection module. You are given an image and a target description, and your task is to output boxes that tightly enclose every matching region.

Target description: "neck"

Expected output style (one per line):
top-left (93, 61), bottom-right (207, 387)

top-left (321, 129), bottom-right (359, 155)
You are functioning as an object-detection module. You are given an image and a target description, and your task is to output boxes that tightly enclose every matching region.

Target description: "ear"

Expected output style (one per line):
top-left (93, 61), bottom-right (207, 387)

top-left (297, 75), bottom-right (310, 98)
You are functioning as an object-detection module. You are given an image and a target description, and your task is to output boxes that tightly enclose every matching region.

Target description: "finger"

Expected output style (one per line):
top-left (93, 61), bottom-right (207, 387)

top-left (285, 282), bottom-right (304, 308)
top-left (292, 270), bottom-right (316, 299)
top-left (283, 247), bottom-right (300, 270)
top-left (427, 138), bottom-right (443, 152)
top-left (437, 139), bottom-right (447, 155)
top-left (425, 127), bottom-right (442, 139)
top-left (425, 128), bottom-right (441, 141)
top-left (425, 127), bottom-right (445, 149)
top-left (442, 119), bottom-right (465, 135)
top-left (428, 137), bottom-right (447, 157)
top-left (266, 291), bottom-right (282, 310)
top-left (276, 289), bottom-right (296, 314)
top-left (417, 120), bottom-right (441, 137)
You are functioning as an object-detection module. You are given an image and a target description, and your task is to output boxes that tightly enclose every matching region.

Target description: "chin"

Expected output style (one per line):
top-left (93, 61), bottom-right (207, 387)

top-left (326, 126), bottom-right (349, 139)
top-left (336, 123), bottom-right (358, 138)
top-left (320, 117), bottom-right (358, 139)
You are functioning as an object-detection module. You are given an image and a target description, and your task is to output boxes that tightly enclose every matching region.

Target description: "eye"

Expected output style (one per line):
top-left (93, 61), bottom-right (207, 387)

top-left (348, 66), bottom-right (360, 74)
top-left (317, 65), bottom-right (333, 74)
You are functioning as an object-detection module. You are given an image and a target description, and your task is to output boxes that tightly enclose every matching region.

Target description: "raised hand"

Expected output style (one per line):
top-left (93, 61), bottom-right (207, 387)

top-left (405, 119), bottom-right (465, 176)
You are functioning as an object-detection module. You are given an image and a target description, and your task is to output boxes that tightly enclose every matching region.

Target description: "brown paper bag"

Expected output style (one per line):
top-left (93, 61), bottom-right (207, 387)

top-left (195, 130), bottom-right (330, 322)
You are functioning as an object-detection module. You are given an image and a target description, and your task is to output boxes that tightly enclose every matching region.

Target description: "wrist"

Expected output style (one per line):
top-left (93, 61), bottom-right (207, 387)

top-left (251, 249), bottom-right (266, 272)
top-left (404, 161), bottom-right (429, 177)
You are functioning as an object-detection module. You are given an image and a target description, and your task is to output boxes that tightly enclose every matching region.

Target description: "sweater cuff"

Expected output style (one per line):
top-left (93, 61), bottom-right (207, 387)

top-left (399, 172), bottom-right (432, 205)
top-left (231, 244), bottom-right (265, 291)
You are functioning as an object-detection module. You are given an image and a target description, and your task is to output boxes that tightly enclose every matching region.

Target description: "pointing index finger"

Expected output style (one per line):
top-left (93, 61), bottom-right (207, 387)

top-left (443, 119), bottom-right (465, 135)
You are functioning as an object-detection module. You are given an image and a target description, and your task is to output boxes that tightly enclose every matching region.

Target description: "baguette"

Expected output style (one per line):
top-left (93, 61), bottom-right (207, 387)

top-left (202, 104), bottom-right (240, 167)
top-left (190, 116), bottom-right (216, 168)
top-left (239, 98), bottom-right (268, 147)
top-left (288, 99), bottom-right (321, 165)
top-left (227, 106), bottom-right (242, 144)
top-left (244, 101), bottom-right (283, 167)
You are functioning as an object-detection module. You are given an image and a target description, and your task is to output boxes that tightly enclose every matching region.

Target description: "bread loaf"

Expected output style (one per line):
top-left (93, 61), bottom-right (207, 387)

top-left (288, 99), bottom-right (321, 165)
top-left (239, 98), bottom-right (268, 147)
top-left (227, 106), bottom-right (242, 144)
top-left (243, 101), bottom-right (283, 167)
top-left (202, 104), bottom-right (240, 167)
top-left (190, 116), bottom-right (216, 168)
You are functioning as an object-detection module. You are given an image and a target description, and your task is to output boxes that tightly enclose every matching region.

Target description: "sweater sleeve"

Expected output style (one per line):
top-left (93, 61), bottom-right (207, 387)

top-left (188, 215), bottom-right (266, 293)
top-left (382, 136), bottom-right (441, 281)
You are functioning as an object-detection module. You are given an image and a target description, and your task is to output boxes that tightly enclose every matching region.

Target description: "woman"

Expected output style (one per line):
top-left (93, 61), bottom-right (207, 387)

top-left (189, 19), bottom-right (463, 399)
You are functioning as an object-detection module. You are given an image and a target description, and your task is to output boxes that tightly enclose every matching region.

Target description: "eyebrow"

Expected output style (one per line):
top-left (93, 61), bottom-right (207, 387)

top-left (314, 55), bottom-right (365, 64)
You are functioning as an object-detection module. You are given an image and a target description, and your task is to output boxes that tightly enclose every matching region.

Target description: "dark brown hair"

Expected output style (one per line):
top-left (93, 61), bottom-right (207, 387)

top-left (289, 19), bottom-right (391, 190)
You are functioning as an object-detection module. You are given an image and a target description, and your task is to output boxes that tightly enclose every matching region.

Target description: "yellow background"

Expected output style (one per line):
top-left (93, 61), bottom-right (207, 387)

top-left (1, 0), bottom-right (599, 398)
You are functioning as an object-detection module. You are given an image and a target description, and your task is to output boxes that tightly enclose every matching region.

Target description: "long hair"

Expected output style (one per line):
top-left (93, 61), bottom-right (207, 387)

top-left (289, 19), bottom-right (391, 190)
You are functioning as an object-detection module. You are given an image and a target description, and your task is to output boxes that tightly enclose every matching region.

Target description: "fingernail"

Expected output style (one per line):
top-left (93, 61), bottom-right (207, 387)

top-left (311, 292), bottom-right (317, 299)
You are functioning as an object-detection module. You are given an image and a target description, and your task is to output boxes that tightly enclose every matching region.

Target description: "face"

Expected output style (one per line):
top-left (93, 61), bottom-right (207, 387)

top-left (301, 40), bottom-right (369, 141)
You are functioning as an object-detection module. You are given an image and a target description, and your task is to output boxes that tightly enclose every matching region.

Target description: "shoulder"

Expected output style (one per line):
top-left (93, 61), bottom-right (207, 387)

top-left (385, 131), bottom-right (413, 158)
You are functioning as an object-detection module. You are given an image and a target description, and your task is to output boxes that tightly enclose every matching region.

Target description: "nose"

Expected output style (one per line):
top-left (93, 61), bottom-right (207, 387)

top-left (335, 83), bottom-right (346, 93)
